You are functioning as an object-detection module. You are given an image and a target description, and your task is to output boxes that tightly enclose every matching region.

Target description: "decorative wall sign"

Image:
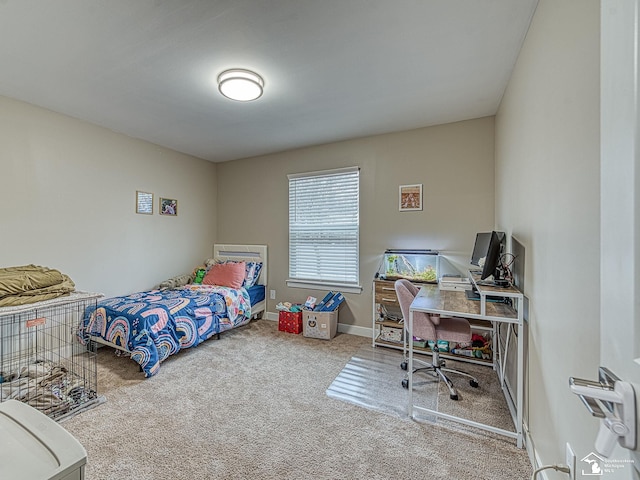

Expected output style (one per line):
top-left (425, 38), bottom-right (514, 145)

top-left (399, 184), bottom-right (423, 211)
top-left (136, 191), bottom-right (153, 215)
top-left (159, 197), bottom-right (178, 216)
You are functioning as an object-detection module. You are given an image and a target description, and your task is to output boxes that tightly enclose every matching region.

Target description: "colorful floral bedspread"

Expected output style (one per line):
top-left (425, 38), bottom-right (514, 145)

top-left (79, 285), bottom-right (251, 377)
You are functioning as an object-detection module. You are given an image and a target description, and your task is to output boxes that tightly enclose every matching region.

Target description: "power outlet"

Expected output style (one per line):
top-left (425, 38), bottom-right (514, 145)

top-left (270, 289), bottom-right (276, 300)
top-left (566, 442), bottom-right (576, 480)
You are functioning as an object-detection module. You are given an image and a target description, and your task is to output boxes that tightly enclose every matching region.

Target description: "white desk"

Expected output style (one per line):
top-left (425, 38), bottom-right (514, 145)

top-left (408, 275), bottom-right (525, 447)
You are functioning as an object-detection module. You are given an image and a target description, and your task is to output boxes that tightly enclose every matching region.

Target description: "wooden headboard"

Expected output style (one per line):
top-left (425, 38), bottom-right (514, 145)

top-left (212, 244), bottom-right (268, 286)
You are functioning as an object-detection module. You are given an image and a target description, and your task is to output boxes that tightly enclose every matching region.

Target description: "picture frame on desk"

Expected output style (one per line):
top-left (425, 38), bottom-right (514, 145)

top-left (399, 184), bottom-right (423, 211)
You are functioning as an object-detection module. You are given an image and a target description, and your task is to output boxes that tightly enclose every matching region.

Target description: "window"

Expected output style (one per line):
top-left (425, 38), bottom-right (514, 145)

top-left (288, 166), bottom-right (361, 292)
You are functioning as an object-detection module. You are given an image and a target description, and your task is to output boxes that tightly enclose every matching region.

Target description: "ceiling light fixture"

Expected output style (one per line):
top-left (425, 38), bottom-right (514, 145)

top-left (217, 69), bottom-right (264, 102)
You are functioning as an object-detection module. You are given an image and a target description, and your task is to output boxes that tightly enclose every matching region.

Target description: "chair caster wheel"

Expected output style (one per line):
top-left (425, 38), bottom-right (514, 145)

top-left (450, 394), bottom-right (459, 401)
top-left (401, 379), bottom-right (409, 389)
top-left (470, 380), bottom-right (479, 388)
top-left (400, 362), bottom-right (408, 371)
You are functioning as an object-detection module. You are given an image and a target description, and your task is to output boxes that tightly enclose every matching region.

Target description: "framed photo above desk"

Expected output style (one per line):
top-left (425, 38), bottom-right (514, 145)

top-left (399, 184), bottom-right (423, 211)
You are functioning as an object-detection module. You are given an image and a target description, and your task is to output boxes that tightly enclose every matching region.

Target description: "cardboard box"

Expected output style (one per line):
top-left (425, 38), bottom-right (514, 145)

top-left (303, 310), bottom-right (338, 340)
top-left (317, 292), bottom-right (344, 311)
top-left (278, 311), bottom-right (303, 334)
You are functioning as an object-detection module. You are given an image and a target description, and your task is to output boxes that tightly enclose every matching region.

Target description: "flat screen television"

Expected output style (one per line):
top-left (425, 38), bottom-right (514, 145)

top-left (471, 231), bottom-right (507, 285)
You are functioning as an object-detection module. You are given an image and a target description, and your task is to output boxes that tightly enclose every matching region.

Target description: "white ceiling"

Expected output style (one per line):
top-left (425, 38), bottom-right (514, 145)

top-left (0, 0), bottom-right (538, 163)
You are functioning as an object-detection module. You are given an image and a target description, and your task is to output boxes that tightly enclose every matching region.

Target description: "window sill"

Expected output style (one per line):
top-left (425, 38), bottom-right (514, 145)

top-left (286, 279), bottom-right (362, 294)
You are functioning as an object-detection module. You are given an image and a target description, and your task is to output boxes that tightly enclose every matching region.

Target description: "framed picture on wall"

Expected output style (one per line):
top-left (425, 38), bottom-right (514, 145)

top-left (399, 184), bottom-right (423, 211)
top-left (136, 191), bottom-right (153, 215)
top-left (159, 197), bottom-right (178, 216)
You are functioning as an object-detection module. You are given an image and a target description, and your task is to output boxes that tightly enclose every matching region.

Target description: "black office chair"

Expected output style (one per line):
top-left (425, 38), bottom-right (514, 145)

top-left (395, 279), bottom-right (479, 400)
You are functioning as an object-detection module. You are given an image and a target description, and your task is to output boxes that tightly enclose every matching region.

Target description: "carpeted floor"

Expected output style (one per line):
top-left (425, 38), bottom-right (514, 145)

top-left (62, 319), bottom-right (532, 479)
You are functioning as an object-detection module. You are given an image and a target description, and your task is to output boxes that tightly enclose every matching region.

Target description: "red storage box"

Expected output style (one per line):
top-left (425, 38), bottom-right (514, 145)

top-left (278, 311), bottom-right (303, 334)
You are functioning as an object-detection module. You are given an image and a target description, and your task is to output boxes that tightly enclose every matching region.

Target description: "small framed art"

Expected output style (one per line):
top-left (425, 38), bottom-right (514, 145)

top-left (399, 184), bottom-right (423, 211)
top-left (136, 191), bottom-right (153, 215)
top-left (159, 197), bottom-right (178, 216)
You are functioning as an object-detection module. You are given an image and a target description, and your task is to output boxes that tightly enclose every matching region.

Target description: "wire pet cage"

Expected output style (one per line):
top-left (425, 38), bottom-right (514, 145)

top-left (0, 292), bottom-right (103, 421)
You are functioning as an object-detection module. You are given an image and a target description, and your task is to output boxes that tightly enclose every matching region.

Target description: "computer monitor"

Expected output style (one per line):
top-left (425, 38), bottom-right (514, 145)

top-left (470, 232), bottom-right (491, 269)
top-left (481, 231), bottom-right (506, 283)
top-left (470, 231), bottom-right (507, 285)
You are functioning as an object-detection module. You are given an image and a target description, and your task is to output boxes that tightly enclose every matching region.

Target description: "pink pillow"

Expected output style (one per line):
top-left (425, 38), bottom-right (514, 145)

top-left (203, 262), bottom-right (246, 289)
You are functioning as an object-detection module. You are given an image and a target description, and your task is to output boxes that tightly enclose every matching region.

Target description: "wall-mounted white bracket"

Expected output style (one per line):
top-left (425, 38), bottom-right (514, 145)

top-left (569, 367), bottom-right (636, 457)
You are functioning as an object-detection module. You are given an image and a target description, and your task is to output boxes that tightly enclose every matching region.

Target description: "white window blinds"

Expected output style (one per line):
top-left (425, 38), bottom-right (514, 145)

top-left (288, 167), bottom-right (360, 286)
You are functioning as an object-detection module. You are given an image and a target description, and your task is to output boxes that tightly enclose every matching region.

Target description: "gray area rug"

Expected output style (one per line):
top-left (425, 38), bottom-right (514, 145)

top-left (62, 320), bottom-right (531, 479)
top-left (327, 345), bottom-right (517, 435)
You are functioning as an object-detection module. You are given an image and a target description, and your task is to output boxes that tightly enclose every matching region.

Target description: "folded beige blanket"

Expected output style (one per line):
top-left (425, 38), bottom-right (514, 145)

top-left (0, 265), bottom-right (75, 307)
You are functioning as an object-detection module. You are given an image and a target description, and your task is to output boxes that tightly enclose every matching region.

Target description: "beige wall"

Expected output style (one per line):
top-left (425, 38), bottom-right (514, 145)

top-left (0, 95), bottom-right (218, 298)
top-left (495, 0), bottom-right (600, 471)
top-left (217, 117), bottom-right (496, 331)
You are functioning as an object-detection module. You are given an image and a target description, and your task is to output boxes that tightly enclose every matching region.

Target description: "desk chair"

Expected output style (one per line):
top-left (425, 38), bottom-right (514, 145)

top-left (395, 279), bottom-right (479, 400)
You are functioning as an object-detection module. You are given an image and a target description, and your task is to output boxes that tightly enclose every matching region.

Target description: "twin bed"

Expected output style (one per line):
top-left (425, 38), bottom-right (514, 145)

top-left (79, 245), bottom-right (267, 377)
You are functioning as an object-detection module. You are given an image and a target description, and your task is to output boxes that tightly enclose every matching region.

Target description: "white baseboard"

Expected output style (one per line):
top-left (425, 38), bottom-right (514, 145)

top-left (337, 323), bottom-right (370, 337)
top-left (523, 423), bottom-right (546, 479)
top-left (264, 311), bottom-right (372, 338)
